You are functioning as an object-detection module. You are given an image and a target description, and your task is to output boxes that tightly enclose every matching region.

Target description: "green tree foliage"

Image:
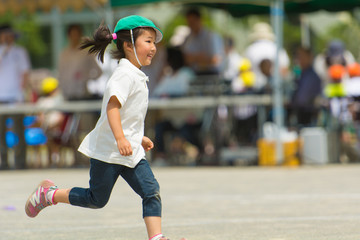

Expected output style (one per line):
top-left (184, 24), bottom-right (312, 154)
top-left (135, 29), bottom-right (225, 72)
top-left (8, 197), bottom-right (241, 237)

top-left (0, 12), bottom-right (47, 64)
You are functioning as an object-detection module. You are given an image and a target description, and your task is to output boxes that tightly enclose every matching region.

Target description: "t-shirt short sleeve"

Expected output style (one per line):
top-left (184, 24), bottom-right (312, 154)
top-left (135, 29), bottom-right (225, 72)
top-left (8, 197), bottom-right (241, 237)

top-left (107, 72), bottom-right (133, 107)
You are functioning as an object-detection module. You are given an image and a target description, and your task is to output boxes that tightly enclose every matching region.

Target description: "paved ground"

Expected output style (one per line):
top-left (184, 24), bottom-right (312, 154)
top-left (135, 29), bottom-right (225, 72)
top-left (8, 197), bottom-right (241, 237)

top-left (1, 164), bottom-right (360, 240)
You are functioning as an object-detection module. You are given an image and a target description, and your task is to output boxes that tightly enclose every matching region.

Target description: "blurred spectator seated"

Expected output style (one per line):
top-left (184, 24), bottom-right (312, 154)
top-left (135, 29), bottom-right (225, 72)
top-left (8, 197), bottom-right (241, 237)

top-left (36, 77), bottom-right (67, 167)
top-left (245, 22), bottom-right (290, 92)
top-left (152, 47), bottom-right (195, 98)
top-left (181, 7), bottom-right (225, 96)
top-left (340, 100), bottom-right (360, 163)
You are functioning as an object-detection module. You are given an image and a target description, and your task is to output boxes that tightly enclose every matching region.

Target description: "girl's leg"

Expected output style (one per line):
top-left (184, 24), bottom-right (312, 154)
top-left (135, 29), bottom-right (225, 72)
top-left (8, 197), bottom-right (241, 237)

top-left (67, 158), bottom-right (120, 208)
top-left (25, 158), bottom-right (120, 218)
top-left (144, 216), bottom-right (162, 239)
top-left (53, 189), bottom-right (71, 204)
top-left (120, 160), bottom-right (162, 239)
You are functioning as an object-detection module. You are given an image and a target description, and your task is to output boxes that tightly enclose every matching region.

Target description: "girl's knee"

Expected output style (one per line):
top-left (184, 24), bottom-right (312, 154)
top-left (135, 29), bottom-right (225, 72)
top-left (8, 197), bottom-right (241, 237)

top-left (143, 191), bottom-right (162, 217)
top-left (87, 189), bottom-right (110, 209)
top-left (88, 197), bottom-right (108, 209)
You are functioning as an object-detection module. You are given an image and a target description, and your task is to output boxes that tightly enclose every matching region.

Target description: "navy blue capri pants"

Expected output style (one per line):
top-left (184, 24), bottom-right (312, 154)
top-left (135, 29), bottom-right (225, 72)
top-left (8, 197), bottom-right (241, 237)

top-left (69, 158), bottom-right (161, 218)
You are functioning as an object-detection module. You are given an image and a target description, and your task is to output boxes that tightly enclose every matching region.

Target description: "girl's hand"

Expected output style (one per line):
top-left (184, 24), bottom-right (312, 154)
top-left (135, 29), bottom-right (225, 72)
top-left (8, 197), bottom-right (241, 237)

top-left (142, 136), bottom-right (154, 152)
top-left (117, 138), bottom-right (133, 156)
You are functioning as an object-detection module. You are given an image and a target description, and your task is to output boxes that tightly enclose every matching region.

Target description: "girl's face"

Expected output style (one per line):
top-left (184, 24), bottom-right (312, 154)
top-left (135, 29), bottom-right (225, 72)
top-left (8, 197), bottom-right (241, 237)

top-left (129, 29), bottom-right (157, 68)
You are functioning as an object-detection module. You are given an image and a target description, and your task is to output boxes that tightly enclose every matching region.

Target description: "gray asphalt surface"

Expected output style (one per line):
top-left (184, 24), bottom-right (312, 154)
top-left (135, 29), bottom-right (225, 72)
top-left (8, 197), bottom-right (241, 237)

top-left (1, 164), bottom-right (360, 240)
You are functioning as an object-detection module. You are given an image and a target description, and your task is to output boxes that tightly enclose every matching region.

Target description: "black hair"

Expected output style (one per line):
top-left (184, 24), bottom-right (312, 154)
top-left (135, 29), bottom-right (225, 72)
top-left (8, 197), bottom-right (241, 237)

top-left (297, 46), bottom-right (313, 56)
top-left (166, 47), bottom-right (185, 72)
top-left (224, 36), bottom-right (234, 48)
top-left (185, 7), bottom-right (201, 18)
top-left (67, 24), bottom-right (82, 36)
top-left (80, 23), bottom-right (154, 63)
top-left (0, 24), bottom-right (12, 33)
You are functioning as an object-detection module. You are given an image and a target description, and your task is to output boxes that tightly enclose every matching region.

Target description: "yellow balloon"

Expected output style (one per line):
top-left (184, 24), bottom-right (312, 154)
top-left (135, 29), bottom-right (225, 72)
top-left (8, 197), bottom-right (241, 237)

top-left (42, 77), bottom-right (59, 94)
top-left (241, 71), bottom-right (256, 87)
top-left (239, 58), bottom-right (252, 72)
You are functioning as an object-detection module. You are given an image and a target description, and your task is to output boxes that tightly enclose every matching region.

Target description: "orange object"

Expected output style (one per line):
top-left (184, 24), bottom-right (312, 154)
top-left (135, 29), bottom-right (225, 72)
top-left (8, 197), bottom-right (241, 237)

top-left (328, 64), bottom-right (346, 81)
top-left (257, 139), bottom-right (300, 166)
top-left (347, 63), bottom-right (360, 77)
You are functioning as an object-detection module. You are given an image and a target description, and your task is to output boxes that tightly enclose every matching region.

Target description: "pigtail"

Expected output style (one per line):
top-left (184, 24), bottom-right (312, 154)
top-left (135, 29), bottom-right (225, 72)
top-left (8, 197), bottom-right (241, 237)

top-left (80, 23), bottom-right (113, 63)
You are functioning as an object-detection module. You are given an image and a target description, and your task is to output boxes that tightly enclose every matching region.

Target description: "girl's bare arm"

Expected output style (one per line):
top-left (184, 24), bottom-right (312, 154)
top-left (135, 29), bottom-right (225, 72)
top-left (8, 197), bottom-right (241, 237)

top-left (107, 96), bottom-right (133, 156)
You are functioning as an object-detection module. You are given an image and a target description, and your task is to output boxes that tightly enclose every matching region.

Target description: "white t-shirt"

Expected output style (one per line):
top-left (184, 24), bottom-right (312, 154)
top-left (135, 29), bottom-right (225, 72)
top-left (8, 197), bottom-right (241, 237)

top-left (0, 44), bottom-right (30, 102)
top-left (182, 27), bottom-right (224, 74)
top-left (78, 59), bottom-right (149, 168)
top-left (152, 67), bottom-right (195, 97)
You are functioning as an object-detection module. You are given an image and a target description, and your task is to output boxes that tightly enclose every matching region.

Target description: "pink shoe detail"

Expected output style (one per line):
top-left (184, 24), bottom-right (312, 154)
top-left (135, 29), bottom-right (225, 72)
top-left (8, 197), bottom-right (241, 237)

top-left (25, 179), bottom-right (58, 218)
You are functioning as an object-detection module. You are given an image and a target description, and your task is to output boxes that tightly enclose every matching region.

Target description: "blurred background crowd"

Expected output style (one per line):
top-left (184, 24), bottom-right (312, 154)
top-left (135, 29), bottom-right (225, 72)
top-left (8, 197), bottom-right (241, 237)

top-left (1, 1), bottom-right (360, 169)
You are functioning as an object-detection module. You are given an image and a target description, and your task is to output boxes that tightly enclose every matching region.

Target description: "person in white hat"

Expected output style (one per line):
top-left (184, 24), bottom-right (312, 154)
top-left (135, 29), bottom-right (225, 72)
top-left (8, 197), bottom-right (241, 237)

top-left (245, 22), bottom-right (290, 91)
top-left (25, 15), bottom-right (185, 240)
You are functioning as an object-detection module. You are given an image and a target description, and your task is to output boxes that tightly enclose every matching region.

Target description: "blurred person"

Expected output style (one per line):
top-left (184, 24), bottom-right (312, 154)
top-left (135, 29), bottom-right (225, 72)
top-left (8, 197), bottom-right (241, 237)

top-left (290, 46), bottom-right (322, 127)
top-left (181, 7), bottom-right (224, 76)
top-left (245, 22), bottom-right (290, 92)
top-left (324, 64), bottom-right (349, 129)
top-left (36, 77), bottom-right (66, 167)
top-left (0, 24), bottom-right (31, 169)
top-left (259, 59), bottom-right (273, 94)
top-left (152, 46), bottom-right (195, 98)
top-left (25, 15), bottom-right (186, 240)
top-left (340, 100), bottom-right (360, 163)
top-left (314, 40), bottom-right (355, 87)
top-left (58, 24), bottom-right (102, 101)
top-left (222, 36), bottom-right (243, 94)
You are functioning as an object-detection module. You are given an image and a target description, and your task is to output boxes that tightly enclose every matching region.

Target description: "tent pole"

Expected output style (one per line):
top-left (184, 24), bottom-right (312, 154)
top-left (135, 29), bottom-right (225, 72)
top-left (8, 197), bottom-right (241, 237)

top-left (271, 0), bottom-right (284, 164)
top-left (301, 14), bottom-right (311, 48)
top-left (103, 0), bottom-right (114, 30)
top-left (51, 7), bottom-right (63, 72)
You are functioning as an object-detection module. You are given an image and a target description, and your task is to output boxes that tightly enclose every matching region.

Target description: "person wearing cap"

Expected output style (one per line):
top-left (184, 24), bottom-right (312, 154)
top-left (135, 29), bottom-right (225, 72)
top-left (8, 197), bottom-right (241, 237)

top-left (313, 39), bottom-right (355, 87)
top-left (0, 24), bottom-right (31, 169)
top-left (25, 16), bottom-right (185, 240)
top-left (36, 77), bottom-right (66, 167)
